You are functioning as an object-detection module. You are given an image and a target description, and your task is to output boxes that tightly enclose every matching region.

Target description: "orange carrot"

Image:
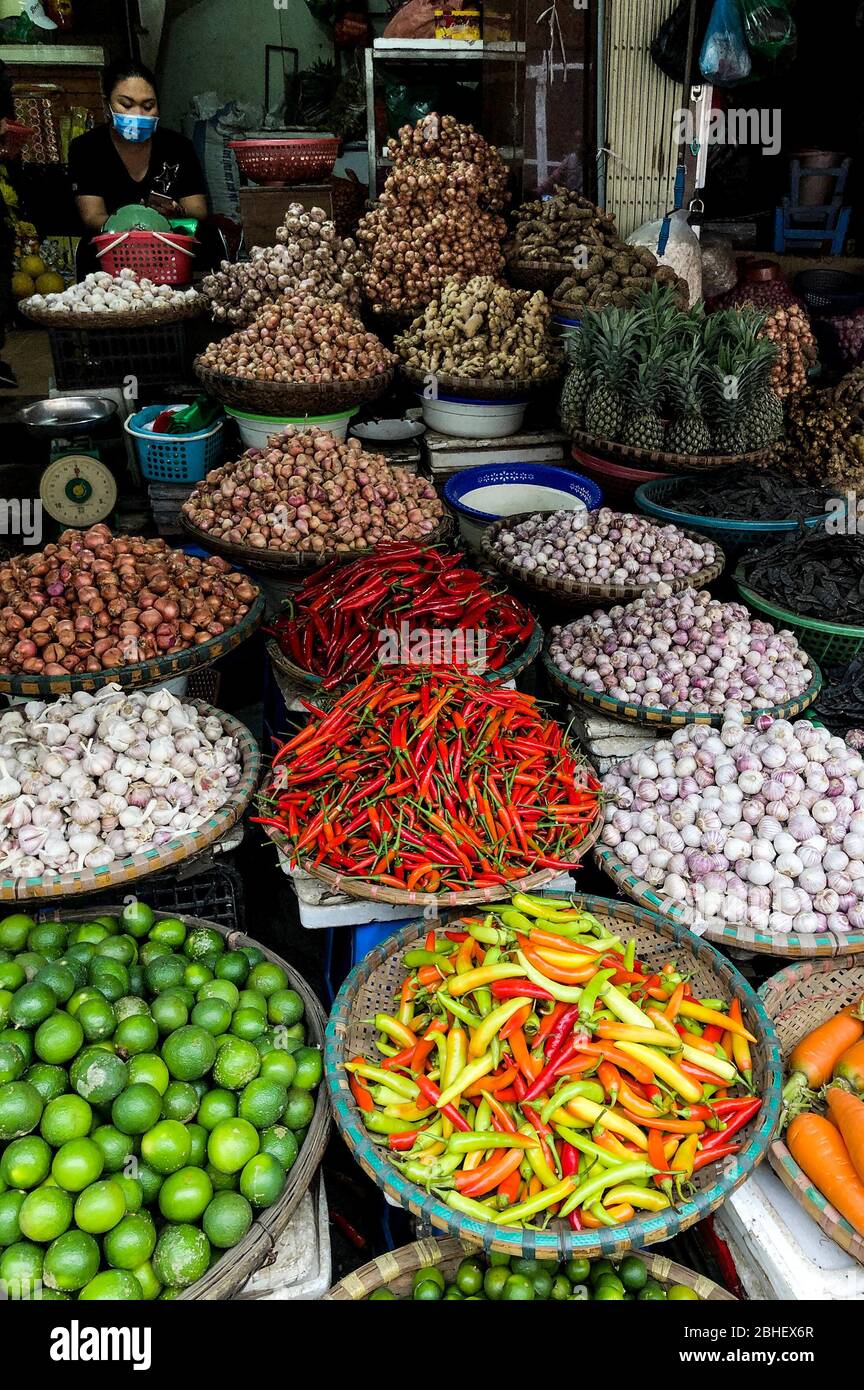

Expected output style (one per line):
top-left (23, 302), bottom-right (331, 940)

top-left (785, 1005), bottom-right (864, 1116)
top-left (826, 1086), bottom-right (864, 1185)
top-left (834, 1038), bottom-right (864, 1095)
top-left (787, 1112), bottom-right (864, 1238)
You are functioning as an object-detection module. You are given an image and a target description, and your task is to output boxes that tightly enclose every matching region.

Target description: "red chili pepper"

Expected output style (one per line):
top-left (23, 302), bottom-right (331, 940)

top-left (414, 1074), bottom-right (471, 1132)
top-left (698, 1098), bottom-right (762, 1153)
top-left (692, 1144), bottom-right (741, 1172)
top-left (521, 1036), bottom-right (585, 1103)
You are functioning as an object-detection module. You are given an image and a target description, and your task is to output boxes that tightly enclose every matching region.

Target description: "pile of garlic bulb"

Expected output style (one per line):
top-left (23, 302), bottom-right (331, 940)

top-left (22, 268), bottom-right (200, 317)
top-left (0, 685), bottom-right (245, 880)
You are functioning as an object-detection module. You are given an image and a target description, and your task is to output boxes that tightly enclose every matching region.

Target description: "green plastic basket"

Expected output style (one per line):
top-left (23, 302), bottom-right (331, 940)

top-left (734, 572), bottom-right (864, 665)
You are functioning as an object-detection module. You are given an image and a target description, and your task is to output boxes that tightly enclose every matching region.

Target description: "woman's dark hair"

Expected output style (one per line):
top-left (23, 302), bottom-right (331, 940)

top-left (102, 58), bottom-right (158, 100)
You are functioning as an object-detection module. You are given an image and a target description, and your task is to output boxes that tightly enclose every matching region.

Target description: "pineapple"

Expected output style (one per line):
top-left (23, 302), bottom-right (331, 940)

top-left (702, 341), bottom-right (754, 454)
top-left (666, 343), bottom-right (712, 455)
top-left (558, 317), bottom-right (596, 432)
top-left (622, 352), bottom-right (667, 450)
top-left (584, 310), bottom-right (639, 442)
top-left (708, 310), bottom-right (784, 451)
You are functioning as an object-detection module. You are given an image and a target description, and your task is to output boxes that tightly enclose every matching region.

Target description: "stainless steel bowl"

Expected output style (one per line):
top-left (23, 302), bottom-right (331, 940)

top-left (18, 396), bottom-right (119, 435)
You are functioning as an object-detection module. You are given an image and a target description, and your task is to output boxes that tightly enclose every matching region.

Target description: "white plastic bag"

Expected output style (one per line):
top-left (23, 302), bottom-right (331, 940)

top-left (627, 210), bottom-right (702, 307)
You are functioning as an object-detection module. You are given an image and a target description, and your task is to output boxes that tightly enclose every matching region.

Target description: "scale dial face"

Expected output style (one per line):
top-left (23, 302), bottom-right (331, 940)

top-left (39, 453), bottom-right (118, 527)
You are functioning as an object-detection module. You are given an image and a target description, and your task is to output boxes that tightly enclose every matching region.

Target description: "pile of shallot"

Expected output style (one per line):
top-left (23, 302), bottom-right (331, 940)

top-left (182, 426), bottom-right (444, 553)
top-left (602, 717), bottom-right (864, 939)
top-left (549, 589), bottom-right (813, 712)
top-left (492, 509), bottom-right (718, 587)
top-left (0, 526), bottom-right (258, 678)
top-left (0, 686), bottom-right (244, 880)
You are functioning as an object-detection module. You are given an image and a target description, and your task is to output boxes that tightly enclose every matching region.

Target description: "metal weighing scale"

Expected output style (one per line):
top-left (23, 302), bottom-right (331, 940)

top-left (18, 397), bottom-right (121, 528)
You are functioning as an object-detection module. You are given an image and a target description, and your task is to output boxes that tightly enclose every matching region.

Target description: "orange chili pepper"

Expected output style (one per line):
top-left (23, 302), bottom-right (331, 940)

top-left (455, 1146), bottom-right (525, 1197)
top-left (578, 1042), bottom-right (653, 1085)
top-left (463, 1065), bottom-right (518, 1098)
top-left (348, 1056), bottom-right (374, 1114)
top-left (487, 1094), bottom-right (518, 1133)
top-left (582, 1203), bottom-right (635, 1228)
top-left (508, 1026), bottom-right (540, 1082)
top-left (648, 1128), bottom-right (667, 1188)
top-left (528, 1175), bottom-right (543, 1198)
top-left (497, 1169), bottom-right (522, 1204)
top-left (500, 1004), bottom-right (532, 1042)
top-left (593, 1131), bottom-right (635, 1162)
top-left (621, 1111), bottom-right (705, 1135)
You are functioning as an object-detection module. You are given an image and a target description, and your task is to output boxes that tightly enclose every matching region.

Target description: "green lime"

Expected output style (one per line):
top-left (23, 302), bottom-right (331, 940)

top-left (191, 997), bottom-right (233, 1036)
top-left (0, 1027), bottom-right (32, 1063)
top-left (96, 935), bottom-right (138, 967)
top-left (530, 1267), bottom-right (554, 1299)
top-left (135, 1161), bottom-right (163, 1205)
top-left (103, 1211), bottom-right (156, 1270)
top-left (92, 916), bottom-right (119, 934)
top-left (145, 953), bottom-right (186, 994)
top-left (595, 1273), bottom-right (625, 1297)
top-left (258, 1050), bottom-right (297, 1089)
top-left (127, 1053), bottom-right (170, 1094)
top-left (70, 1047), bottom-right (127, 1104)
top-left (266, 988), bottom-right (304, 1027)
top-left (242, 947), bottom-right (265, 968)
top-left (113, 1012), bottom-right (159, 1058)
top-left (238, 1077), bottom-right (286, 1129)
top-left (184, 962), bottom-right (213, 991)
top-left (34, 963), bottom-right (76, 1003)
top-left (184, 927), bottom-right (224, 963)
top-left (0, 914), bottom-right (35, 950)
top-left (161, 1081), bottom-right (199, 1123)
top-left (205, 1162), bottom-right (237, 1193)
top-left (18, 1187), bottom-right (73, 1243)
top-left (247, 962), bottom-right (286, 998)
top-left (483, 1265), bottom-right (510, 1300)
top-left (40, 1094), bottom-right (92, 1146)
top-left (27, 924), bottom-right (66, 959)
top-left (111, 1083), bottom-right (163, 1136)
top-left (455, 1257), bottom-right (484, 1295)
top-left (369, 1288), bottom-right (397, 1300)
top-left (594, 1283), bottom-right (625, 1301)
top-left (24, 1063), bottom-right (66, 1104)
top-left (0, 1041), bottom-right (25, 1084)
top-left (503, 1273), bottom-right (535, 1300)
top-left (0, 960), bottom-right (25, 991)
top-left (33, 1012), bottom-right (83, 1066)
top-left (79, 1268), bottom-right (142, 1300)
top-left (158, 1166), bottom-right (213, 1222)
top-left (74, 1178), bottom-right (126, 1234)
top-left (488, 1251), bottom-right (511, 1267)
top-left (589, 1257), bottom-right (616, 1284)
top-left (283, 1086), bottom-right (314, 1131)
top-left (121, 901), bottom-right (154, 939)
top-left (213, 1036), bottom-right (260, 1090)
top-left (65, 943), bottom-right (96, 971)
top-left (69, 923), bottom-right (108, 947)
top-left (199, 979), bottom-right (240, 1010)
top-left (1, 1135), bottom-right (51, 1188)
top-left (139, 941), bottom-right (170, 967)
top-left (229, 1007), bottom-right (266, 1042)
top-left (202, 1190), bottom-right (252, 1249)
top-left (0, 1189), bottom-right (25, 1245)
top-left (638, 1279), bottom-right (668, 1301)
top-left (161, 1025), bottom-right (217, 1082)
top-left (207, 1117), bottom-right (259, 1174)
top-left (140, 1119), bottom-right (191, 1175)
top-left (51, 1138), bottom-right (104, 1193)
top-left (215, 952), bottom-right (249, 985)
top-left (260, 1124), bottom-right (298, 1173)
top-left (149, 993), bottom-right (187, 1036)
top-left (114, 1175), bottom-right (142, 1214)
top-left (16, 952), bottom-right (47, 981)
top-left (186, 1124), bottom-right (207, 1168)
top-left (163, 985), bottom-right (195, 1009)
top-left (88, 958), bottom-right (128, 1002)
top-left (239, 1153), bottom-right (284, 1209)
top-left (153, 1222), bottom-right (211, 1289)
top-left (197, 1088), bottom-right (237, 1130)
top-left (90, 1125), bottom-right (134, 1174)
top-left (150, 917), bottom-right (186, 948)
top-left (551, 1274), bottom-right (572, 1300)
top-left (10, 980), bottom-right (56, 1028)
top-left (43, 1228), bottom-right (100, 1291)
top-left (618, 1255), bottom-right (649, 1292)
top-left (237, 989), bottom-right (267, 1016)
top-left (131, 1258), bottom-right (161, 1300)
top-left (0, 1080), bottom-right (43, 1140)
top-left (291, 1046), bottom-right (322, 1092)
top-left (67, 986), bottom-right (101, 1016)
top-left (0, 989), bottom-right (12, 1026)
top-left (667, 1285), bottom-right (699, 1300)
top-left (413, 1279), bottom-right (442, 1300)
top-left (0, 1239), bottom-right (43, 1295)
top-left (76, 995), bottom-right (116, 1042)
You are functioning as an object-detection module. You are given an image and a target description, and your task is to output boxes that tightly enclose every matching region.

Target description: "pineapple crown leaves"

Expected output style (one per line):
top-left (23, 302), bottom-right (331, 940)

top-left (623, 350), bottom-right (669, 412)
top-left (667, 341), bottom-right (707, 414)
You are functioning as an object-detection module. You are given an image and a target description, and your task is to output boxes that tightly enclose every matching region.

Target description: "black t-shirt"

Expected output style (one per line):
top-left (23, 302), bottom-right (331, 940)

top-left (69, 124), bottom-right (207, 216)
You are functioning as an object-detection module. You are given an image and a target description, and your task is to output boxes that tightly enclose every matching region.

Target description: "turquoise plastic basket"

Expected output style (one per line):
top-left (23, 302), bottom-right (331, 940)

top-left (635, 476), bottom-right (835, 560)
top-left (125, 405), bottom-right (224, 484)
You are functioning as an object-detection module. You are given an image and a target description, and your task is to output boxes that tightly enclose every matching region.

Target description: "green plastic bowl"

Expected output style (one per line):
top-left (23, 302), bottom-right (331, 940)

top-left (734, 571), bottom-right (864, 665)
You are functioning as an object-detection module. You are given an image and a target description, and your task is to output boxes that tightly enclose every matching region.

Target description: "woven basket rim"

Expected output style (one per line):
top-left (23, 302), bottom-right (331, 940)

top-left (734, 573), bottom-right (864, 641)
top-left (480, 511), bottom-right (725, 603)
top-left (543, 646), bottom-right (823, 730)
top-left (0, 594), bottom-right (264, 698)
top-left (194, 360), bottom-right (396, 414)
top-left (324, 892), bottom-right (782, 1258)
top-left (0, 702), bottom-right (259, 903)
top-left (596, 845), bottom-right (864, 959)
top-left (180, 512), bottom-right (452, 576)
top-left (399, 360), bottom-right (561, 401)
top-left (20, 296), bottom-right (205, 331)
top-left (570, 427), bottom-right (774, 473)
top-left (635, 475), bottom-right (838, 537)
top-left (323, 1235), bottom-right (736, 1300)
top-left (44, 908), bottom-right (330, 1299)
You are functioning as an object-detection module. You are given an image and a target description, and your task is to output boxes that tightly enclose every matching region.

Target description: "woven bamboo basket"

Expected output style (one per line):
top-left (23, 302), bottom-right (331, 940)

top-left (180, 512), bottom-right (453, 577)
top-left (20, 296), bottom-right (205, 331)
top-left (264, 613), bottom-right (544, 697)
top-left (325, 893), bottom-right (782, 1259)
top-left (505, 257), bottom-right (572, 294)
top-left (543, 648), bottom-right (823, 730)
top-left (569, 427), bottom-right (774, 474)
top-left (43, 908), bottom-right (331, 1299)
top-left (324, 1235), bottom-right (735, 1300)
top-left (0, 595), bottom-right (265, 698)
top-left (480, 512), bottom-right (725, 607)
top-left (193, 361), bottom-right (396, 416)
top-left (760, 958), bottom-right (864, 1264)
top-left (1, 704), bottom-right (259, 904)
top-left (595, 846), bottom-right (864, 959)
top-left (399, 361), bottom-right (562, 402)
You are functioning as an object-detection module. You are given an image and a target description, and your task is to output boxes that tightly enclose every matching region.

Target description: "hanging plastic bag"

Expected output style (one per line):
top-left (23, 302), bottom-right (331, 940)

top-left (739, 0), bottom-right (796, 60)
top-left (700, 0), bottom-right (751, 86)
top-left (628, 209), bottom-right (703, 307)
top-left (651, 0), bottom-right (712, 83)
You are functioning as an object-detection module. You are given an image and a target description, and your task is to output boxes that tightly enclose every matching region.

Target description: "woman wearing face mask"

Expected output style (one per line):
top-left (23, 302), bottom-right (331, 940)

top-left (69, 59), bottom-right (209, 275)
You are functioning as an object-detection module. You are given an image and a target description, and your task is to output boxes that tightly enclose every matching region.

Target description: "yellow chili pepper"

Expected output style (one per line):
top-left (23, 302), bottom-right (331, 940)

top-left (519, 1123), bottom-right (559, 1188)
top-left (614, 1042), bottom-right (703, 1104)
top-left (603, 1184), bottom-right (670, 1212)
top-left (491, 1175), bottom-right (577, 1225)
top-left (446, 964), bottom-right (527, 997)
top-left (374, 1013), bottom-right (417, 1051)
top-left (645, 1007), bottom-right (683, 1041)
top-left (679, 999), bottom-right (757, 1043)
top-left (468, 996), bottom-right (531, 1058)
top-left (561, 1096), bottom-right (649, 1150)
top-left (679, 1043), bottom-right (739, 1083)
top-left (436, 1052), bottom-right (495, 1109)
top-left (595, 1024), bottom-right (682, 1049)
top-left (672, 1132), bottom-right (700, 1181)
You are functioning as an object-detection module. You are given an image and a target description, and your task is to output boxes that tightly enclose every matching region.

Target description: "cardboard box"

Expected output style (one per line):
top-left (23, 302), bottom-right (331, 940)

top-left (238, 184), bottom-right (334, 250)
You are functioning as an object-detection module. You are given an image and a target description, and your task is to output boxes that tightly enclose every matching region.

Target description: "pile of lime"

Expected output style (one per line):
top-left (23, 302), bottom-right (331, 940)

top-left (369, 1253), bottom-right (703, 1301)
top-left (0, 904), bottom-right (321, 1301)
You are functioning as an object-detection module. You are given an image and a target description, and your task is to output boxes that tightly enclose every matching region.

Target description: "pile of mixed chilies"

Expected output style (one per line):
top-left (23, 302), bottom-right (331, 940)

top-left (345, 895), bottom-right (763, 1230)
top-left (256, 669), bottom-right (600, 894)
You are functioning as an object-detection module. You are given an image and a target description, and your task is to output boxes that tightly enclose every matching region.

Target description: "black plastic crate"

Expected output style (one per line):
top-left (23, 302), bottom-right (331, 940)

top-left (35, 862), bottom-right (246, 933)
top-left (48, 321), bottom-right (195, 392)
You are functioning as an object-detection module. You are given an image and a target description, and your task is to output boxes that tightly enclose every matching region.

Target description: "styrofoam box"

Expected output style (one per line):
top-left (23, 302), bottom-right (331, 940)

top-left (234, 1178), bottom-right (331, 1300)
top-left (713, 1161), bottom-right (864, 1301)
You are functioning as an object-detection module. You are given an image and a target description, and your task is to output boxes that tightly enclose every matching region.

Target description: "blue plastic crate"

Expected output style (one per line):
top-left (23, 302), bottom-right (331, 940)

top-left (125, 404), bottom-right (224, 484)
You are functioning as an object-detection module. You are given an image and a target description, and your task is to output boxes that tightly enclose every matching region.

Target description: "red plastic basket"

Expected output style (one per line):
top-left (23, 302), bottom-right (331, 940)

top-left (91, 230), bottom-right (198, 286)
top-left (0, 122), bottom-right (34, 160)
top-left (571, 444), bottom-right (671, 508)
top-left (229, 138), bottom-right (340, 186)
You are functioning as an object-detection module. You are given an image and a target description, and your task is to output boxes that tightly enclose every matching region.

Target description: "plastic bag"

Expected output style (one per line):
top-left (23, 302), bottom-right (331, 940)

top-left (700, 235), bottom-right (738, 299)
top-left (700, 0), bottom-right (751, 86)
top-left (628, 209), bottom-right (703, 307)
top-left (384, 0), bottom-right (440, 39)
top-left (651, 0), bottom-right (711, 83)
top-left (739, 0), bottom-right (796, 59)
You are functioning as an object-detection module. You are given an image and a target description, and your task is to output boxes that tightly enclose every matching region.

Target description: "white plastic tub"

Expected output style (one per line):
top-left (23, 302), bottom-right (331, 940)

top-left (226, 406), bottom-right (357, 449)
top-left (419, 394), bottom-right (528, 439)
top-left (443, 463), bottom-right (602, 551)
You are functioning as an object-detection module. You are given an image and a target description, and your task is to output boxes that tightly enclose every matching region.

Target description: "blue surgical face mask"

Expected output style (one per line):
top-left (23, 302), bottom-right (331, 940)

top-left (111, 110), bottom-right (159, 143)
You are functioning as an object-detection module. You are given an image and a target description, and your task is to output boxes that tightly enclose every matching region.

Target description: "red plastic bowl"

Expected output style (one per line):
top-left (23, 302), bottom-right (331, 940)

top-left (229, 138), bottom-right (340, 186)
top-left (0, 122), bottom-right (34, 160)
top-left (571, 444), bottom-right (671, 508)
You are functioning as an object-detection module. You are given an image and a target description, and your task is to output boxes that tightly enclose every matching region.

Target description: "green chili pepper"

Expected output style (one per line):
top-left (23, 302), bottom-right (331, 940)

top-left (578, 968), bottom-right (616, 1023)
top-left (523, 1011), bottom-right (541, 1038)
top-left (403, 949), bottom-right (455, 968)
top-left (491, 1176), bottom-right (576, 1225)
top-left (448, 1132), bottom-right (540, 1154)
top-left (623, 938), bottom-right (636, 972)
top-left (363, 1112), bottom-right (423, 1137)
top-left (541, 1080), bottom-right (605, 1125)
top-left (553, 1124), bottom-right (624, 1167)
top-left (397, 1153), bottom-right (464, 1187)
top-left (445, 1191), bottom-right (501, 1221)
top-left (699, 999), bottom-right (727, 1011)
top-left (559, 1160), bottom-right (656, 1218)
top-left (467, 922), bottom-right (512, 946)
top-left (437, 995), bottom-right (483, 1028)
top-left (587, 1200), bottom-right (619, 1227)
top-left (497, 909), bottom-right (537, 935)
top-left (475, 1097), bottom-right (492, 1134)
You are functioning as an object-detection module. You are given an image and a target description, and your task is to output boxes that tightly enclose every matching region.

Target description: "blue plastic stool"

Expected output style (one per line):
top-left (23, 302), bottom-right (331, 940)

top-left (323, 918), bottom-right (414, 1003)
